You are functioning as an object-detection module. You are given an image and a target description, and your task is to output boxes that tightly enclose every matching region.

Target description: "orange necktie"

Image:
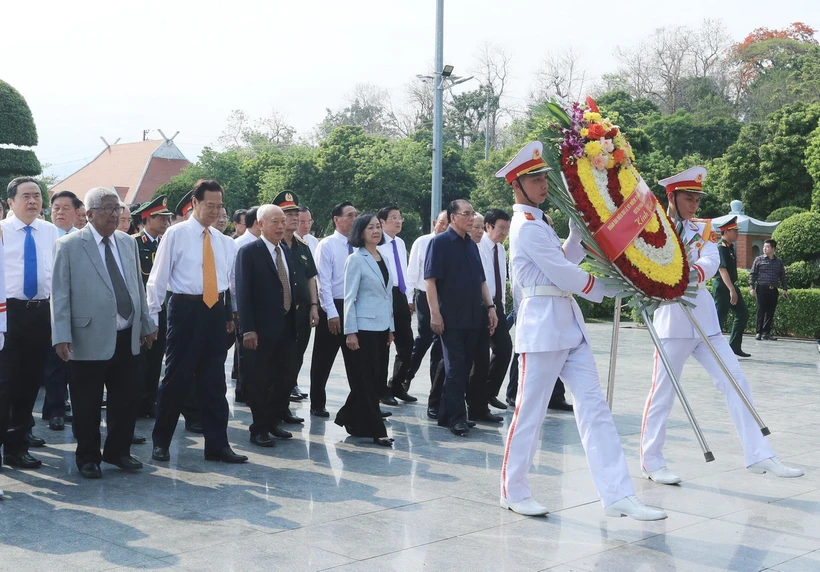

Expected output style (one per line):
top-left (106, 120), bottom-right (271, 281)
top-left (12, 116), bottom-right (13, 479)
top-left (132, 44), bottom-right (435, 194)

top-left (202, 230), bottom-right (219, 308)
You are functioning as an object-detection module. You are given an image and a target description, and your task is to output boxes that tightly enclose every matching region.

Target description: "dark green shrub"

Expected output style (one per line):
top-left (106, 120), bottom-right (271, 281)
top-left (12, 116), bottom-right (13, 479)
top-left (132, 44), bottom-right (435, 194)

top-left (771, 212), bottom-right (820, 265)
top-left (766, 206), bottom-right (806, 222)
top-left (786, 261), bottom-right (820, 289)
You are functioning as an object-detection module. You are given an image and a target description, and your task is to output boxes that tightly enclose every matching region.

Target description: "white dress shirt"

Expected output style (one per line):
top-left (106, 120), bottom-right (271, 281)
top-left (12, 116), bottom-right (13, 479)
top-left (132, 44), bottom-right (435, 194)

top-left (315, 230), bottom-right (351, 320)
top-left (146, 216), bottom-right (235, 323)
top-left (478, 232), bottom-right (507, 302)
top-left (260, 235), bottom-right (291, 276)
top-left (297, 232), bottom-right (319, 257)
top-left (234, 230), bottom-right (259, 249)
top-left (1, 216), bottom-right (60, 300)
top-left (377, 233), bottom-right (412, 303)
top-left (406, 232), bottom-right (435, 294)
top-left (88, 225), bottom-right (133, 330)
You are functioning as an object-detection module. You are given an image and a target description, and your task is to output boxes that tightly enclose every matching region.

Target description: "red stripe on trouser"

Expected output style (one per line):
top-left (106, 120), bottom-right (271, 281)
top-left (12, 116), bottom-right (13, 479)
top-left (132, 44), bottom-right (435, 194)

top-left (639, 350), bottom-right (659, 470)
top-left (501, 353), bottom-right (526, 499)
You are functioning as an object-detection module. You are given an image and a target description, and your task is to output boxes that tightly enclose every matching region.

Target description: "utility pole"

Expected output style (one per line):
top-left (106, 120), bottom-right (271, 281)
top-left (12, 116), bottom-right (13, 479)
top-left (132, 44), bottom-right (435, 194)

top-left (484, 85), bottom-right (492, 160)
top-left (430, 0), bottom-right (444, 230)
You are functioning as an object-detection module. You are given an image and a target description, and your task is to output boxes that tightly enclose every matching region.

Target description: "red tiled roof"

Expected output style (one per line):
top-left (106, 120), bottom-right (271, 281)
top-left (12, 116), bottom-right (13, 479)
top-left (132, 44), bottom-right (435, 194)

top-left (50, 139), bottom-right (190, 204)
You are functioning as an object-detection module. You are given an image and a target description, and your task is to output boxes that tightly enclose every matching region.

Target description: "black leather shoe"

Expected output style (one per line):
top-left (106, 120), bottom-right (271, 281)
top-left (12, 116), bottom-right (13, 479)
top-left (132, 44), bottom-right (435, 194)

top-left (380, 396), bottom-right (399, 406)
top-left (4, 451), bottom-right (42, 469)
top-left (204, 446), bottom-right (248, 463)
top-left (65, 400), bottom-right (72, 412)
top-left (185, 421), bottom-right (204, 434)
top-left (151, 447), bottom-right (170, 462)
top-left (450, 423), bottom-right (469, 436)
top-left (311, 408), bottom-right (330, 418)
top-left (469, 412), bottom-right (503, 423)
top-left (373, 437), bottom-right (394, 447)
top-left (289, 389), bottom-right (305, 402)
top-left (131, 434), bottom-right (147, 445)
top-left (282, 414), bottom-right (304, 424)
top-left (49, 416), bottom-right (65, 431)
top-left (24, 432), bottom-right (46, 448)
top-left (733, 348), bottom-right (751, 357)
top-left (394, 390), bottom-right (418, 403)
top-left (763, 334), bottom-right (778, 341)
top-left (549, 401), bottom-right (574, 412)
top-left (103, 455), bottom-right (143, 471)
top-left (506, 397), bottom-right (516, 407)
top-left (250, 432), bottom-right (276, 447)
top-left (755, 333), bottom-right (762, 340)
top-left (427, 408), bottom-right (438, 419)
top-left (271, 425), bottom-right (293, 439)
top-left (466, 420), bottom-right (477, 428)
top-left (79, 462), bottom-right (102, 479)
top-left (488, 396), bottom-right (508, 410)
top-left (381, 410), bottom-right (392, 418)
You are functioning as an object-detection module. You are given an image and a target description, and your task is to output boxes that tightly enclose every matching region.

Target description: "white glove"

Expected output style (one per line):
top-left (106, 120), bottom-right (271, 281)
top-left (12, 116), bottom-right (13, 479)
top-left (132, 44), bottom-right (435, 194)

top-left (601, 284), bottom-right (622, 299)
top-left (567, 217), bottom-right (584, 246)
top-left (568, 217), bottom-right (581, 235)
top-left (0, 333), bottom-right (4, 351)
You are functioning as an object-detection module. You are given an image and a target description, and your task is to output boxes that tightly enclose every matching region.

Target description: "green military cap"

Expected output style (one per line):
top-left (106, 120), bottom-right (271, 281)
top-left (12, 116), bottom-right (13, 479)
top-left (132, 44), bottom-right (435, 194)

top-left (272, 190), bottom-right (299, 211)
top-left (718, 216), bottom-right (738, 232)
top-left (133, 195), bottom-right (173, 220)
top-left (175, 190), bottom-right (194, 217)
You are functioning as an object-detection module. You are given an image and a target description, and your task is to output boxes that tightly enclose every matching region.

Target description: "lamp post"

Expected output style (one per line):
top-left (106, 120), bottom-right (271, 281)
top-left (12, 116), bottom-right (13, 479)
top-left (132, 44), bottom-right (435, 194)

top-left (431, 0), bottom-right (445, 230)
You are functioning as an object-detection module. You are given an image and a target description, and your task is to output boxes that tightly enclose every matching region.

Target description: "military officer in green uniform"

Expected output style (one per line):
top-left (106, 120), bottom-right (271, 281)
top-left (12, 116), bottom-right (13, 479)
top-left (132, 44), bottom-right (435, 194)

top-left (273, 191), bottom-right (319, 405)
top-left (713, 216), bottom-right (750, 358)
top-left (132, 196), bottom-right (173, 418)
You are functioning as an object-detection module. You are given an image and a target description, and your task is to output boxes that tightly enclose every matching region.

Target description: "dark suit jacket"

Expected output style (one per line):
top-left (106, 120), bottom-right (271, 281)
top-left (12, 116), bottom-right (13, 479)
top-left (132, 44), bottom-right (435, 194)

top-left (235, 238), bottom-right (295, 342)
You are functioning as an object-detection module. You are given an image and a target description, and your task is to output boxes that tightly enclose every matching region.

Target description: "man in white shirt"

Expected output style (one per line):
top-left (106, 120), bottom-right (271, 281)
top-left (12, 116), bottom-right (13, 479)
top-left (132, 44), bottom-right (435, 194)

top-left (474, 209), bottom-right (513, 412)
top-left (376, 206), bottom-right (416, 404)
top-left (41, 190), bottom-right (82, 430)
top-left (0, 177), bottom-right (61, 468)
top-left (147, 179), bottom-right (247, 465)
top-left (309, 201), bottom-right (357, 417)
top-left (296, 206), bottom-right (319, 256)
top-left (405, 211), bottom-right (448, 402)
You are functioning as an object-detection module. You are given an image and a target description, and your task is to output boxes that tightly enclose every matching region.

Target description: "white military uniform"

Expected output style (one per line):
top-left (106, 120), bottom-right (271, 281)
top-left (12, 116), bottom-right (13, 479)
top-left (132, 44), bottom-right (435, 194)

top-left (641, 217), bottom-right (774, 471)
top-left (502, 202), bottom-right (635, 508)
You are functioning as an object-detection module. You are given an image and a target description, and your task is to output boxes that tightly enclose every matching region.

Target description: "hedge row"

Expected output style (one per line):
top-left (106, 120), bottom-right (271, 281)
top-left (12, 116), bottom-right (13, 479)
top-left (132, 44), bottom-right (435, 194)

top-left (627, 286), bottom-right (820, 339)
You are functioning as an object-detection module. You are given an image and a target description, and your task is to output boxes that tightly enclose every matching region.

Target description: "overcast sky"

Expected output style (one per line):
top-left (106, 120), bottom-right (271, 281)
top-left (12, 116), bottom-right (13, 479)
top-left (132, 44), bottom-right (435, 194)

top-left (3, 0), bottom-right (816, 181)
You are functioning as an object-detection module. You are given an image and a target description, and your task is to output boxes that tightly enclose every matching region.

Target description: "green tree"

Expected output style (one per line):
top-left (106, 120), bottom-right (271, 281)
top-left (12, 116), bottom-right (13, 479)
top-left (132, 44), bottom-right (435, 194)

top-left (0, 79), bottom-right (41, 199)
top-left (771, 211), bottom-right (820, 264)
top-left (805, 122), bottom-right (820, 210)
top-left (644, 111), bottom-right (740, 161)
top-left (766, 206), bottom-right (807, 222)
top-left (595, 90), bottom-right (659, 130)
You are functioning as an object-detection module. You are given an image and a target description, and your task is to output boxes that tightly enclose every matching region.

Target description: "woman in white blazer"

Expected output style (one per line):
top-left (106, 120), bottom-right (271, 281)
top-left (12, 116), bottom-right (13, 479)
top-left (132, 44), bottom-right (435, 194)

top-left (336, 214), bottom-right (395, 446)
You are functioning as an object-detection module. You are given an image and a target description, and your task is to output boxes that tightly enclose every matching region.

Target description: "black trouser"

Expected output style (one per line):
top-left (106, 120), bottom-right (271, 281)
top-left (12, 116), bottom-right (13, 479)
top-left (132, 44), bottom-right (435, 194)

top-left (406, 291), bottom-right (442, 389)
top-left (152, 294), bottom-right (230, 453)
top-left (506, 352), bottom-right (567, 406)
top-left (335, 330), bottom-right (389, 438)
top-left (42, 347), bottom-right (70, 421)
top-left (436, 328), bottom-right (480, 427)
top-left (309, 300), bottom-right (355, 411)
top-left (69, 328), bottom-right (140, 467)
top-left (244, 314), bottom-right (298, 436)
top-left (486, 305), bottom-right (513, 399)
top-left (138, 305), bottom-right (167, 415)
top-left (293, 306), bottom-right (312, 390)
top-left (0, 300), bottom-right (51, 455)
top-left (755, 286), bottom-right (779, 335)
top-left (387, 287), bottom-right (414, 396)
top-left (466, 328), bottom-right (490, 417)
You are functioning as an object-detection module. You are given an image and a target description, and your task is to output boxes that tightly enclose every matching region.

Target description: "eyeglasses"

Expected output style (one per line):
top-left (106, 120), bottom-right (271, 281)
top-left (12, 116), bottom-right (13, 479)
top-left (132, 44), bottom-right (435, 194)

top-left (94, 206), bottom-right (125, 216)
top-left (387, 216), bottom-right (404, 222)
top-left (298, 219), bottom-right (313, 225)
top-left (456, 211), bottom-right (476, 218)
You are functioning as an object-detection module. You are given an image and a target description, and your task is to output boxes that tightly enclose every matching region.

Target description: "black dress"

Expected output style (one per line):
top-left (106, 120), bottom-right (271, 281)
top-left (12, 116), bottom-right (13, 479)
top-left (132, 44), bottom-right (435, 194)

top-left (334, 258), bottom-right (390, 438)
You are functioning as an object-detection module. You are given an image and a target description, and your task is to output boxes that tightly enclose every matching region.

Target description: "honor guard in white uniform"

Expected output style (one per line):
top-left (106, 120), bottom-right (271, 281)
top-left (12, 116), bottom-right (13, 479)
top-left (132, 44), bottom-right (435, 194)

top-left (498, 141), bottom-right (666, 520)
top-left (641, 166), bottom-right (803, 484)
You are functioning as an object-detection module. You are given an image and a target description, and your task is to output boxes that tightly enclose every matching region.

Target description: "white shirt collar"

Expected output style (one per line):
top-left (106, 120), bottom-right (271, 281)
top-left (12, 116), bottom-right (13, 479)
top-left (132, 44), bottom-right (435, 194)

top-left (11, 215), bottom-right (41, 231)
top-left (87, 223), bottom-right (113, 246)
top-left (333, 230), bottom-right (348, 244)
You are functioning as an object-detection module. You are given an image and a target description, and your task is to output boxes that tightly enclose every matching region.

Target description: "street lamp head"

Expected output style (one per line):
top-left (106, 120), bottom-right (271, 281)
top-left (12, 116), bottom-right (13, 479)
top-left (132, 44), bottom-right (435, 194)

top-left (442, 64), bottom-right (454, 77)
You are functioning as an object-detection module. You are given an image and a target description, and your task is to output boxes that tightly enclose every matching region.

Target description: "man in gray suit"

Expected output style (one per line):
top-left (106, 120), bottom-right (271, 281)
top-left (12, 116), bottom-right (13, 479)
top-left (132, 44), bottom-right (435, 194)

top-left (52, 187), bottom-right (157, 479)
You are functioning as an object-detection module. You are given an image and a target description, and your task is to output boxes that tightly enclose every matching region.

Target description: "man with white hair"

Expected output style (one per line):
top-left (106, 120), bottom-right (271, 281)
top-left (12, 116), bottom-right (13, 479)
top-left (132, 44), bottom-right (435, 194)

top-left (52, 187), bottom-right (157, 478)
top-left (0, 177), bottom-right (61, 468)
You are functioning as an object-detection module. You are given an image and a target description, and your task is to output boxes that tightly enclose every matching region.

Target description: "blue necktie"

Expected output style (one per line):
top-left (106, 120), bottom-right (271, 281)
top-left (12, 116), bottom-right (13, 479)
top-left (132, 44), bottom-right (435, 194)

top-left (391, 239), bottom-right (406, 294)
top-left (23, 225), bottom-right (38, 299)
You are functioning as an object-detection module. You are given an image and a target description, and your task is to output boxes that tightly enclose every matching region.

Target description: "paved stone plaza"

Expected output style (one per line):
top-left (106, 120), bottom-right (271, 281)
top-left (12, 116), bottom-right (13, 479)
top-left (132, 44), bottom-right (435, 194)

top-left (1, 323), bottom-right (819, 571)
